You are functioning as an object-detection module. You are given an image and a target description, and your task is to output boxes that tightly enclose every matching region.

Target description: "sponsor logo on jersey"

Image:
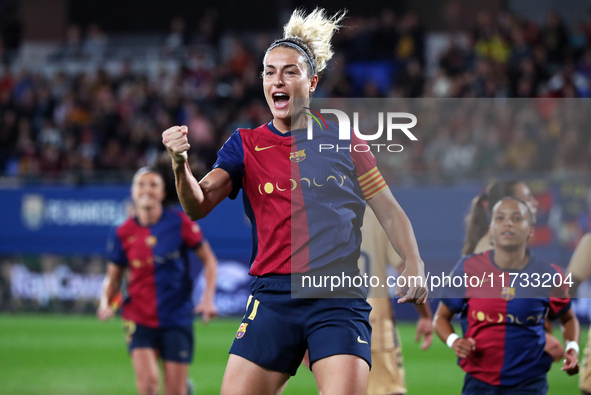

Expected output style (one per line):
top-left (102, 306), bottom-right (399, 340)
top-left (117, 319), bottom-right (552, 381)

top-left (257, 174), bottom-right (347, 195)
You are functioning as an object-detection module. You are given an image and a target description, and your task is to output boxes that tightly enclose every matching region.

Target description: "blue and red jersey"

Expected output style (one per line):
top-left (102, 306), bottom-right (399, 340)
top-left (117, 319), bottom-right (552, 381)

top-left (213, 121), bottom-right (386, 277)
top-left (442, 250), bottom-right (571, 386)
top-left (107, 209), bottom-right (203, 328)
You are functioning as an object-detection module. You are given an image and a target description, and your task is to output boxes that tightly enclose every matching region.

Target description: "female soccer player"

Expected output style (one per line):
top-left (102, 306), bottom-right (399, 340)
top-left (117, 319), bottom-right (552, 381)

top-left (97, 167), bottom-right (218, 395)
top-left (462, 180), bottom-right (565, 362)
top-left (565, 233), bottom-right (591, 394)
top-left (434, 197), bottom-right (579, 394)
top-left (162, 8), bottom-right (427, 395)
top-left (359, 208), bottom-right (432, 395)
top-left (463, 180), bottom-right (539, 257)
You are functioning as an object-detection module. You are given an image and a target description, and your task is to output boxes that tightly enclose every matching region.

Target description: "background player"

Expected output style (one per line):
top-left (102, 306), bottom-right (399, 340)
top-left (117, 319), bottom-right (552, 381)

top-left (162, 7), bottom-right (428, 395)
top-left (97, 167), bottom-right (218, 395)
top-left (359, 208), bottom-right (432, 395)
top-left (434, 197), bottom-right (579, 394)
top-left (565, 233), bottom-right (591, 394)
top-left (463, 180), bottom-right (539, 256)
top-left (462, 179), bottom-right (565, 362)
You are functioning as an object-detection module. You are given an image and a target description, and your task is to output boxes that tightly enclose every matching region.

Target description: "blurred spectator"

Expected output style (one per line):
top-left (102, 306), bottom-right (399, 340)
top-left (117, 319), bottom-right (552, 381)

top-left (395, 58), bottom-right (425, 97)
top-left (1, 5), bottom-right (23, 65)
top-left (541, 11), bottom-right (569, 69)
top-left (395, 11), bottom-right (425, 64)
top-left (83, 24), bottom-right (108, 61)
top-left (0, 7), bottom-right (589, 183)
top-left (54, 25), bottom-right (84, 60)
top-left (165, 16), bottom-right (191, 56)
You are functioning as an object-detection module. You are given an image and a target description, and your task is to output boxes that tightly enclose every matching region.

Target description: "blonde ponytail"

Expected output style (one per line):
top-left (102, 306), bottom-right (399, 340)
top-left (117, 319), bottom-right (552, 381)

top-left (266, 8), bottom-right (346, 76)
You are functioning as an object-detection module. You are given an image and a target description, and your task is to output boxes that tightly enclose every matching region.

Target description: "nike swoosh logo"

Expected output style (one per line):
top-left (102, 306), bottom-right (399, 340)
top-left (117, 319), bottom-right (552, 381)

top-left (357, 336), bottom-right (368, 344)
top-left (255, 145), bottom-right (276, 151)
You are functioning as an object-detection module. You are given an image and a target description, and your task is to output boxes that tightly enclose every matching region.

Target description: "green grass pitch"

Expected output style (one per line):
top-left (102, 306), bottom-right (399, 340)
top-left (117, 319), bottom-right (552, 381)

top-left (0, 314), bottom-right (584, 394)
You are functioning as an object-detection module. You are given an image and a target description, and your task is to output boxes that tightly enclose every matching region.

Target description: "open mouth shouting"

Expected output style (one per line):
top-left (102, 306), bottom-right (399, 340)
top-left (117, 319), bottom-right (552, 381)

top-left (272, 92), bottom-right (290, 109)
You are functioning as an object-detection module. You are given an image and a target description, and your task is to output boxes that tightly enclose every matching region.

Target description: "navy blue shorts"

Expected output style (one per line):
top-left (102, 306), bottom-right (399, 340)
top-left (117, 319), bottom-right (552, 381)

top-left (124, 320), bottom-right (194, 364)
top-left (229, 275), bottom-right (372, 376)
top-left (462, 373), bottom-right (548, 395)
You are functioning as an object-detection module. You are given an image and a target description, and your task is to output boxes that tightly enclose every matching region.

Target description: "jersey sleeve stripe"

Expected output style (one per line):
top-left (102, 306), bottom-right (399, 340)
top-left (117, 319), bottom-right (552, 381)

top-left (358, 166), bottom-right (387, 200)
top-left (357, 167), bottom-right (379, 183)
top-left (359, 172), bottom-right (382, 188)
top-left (360, 174), bottom-right (385, 190)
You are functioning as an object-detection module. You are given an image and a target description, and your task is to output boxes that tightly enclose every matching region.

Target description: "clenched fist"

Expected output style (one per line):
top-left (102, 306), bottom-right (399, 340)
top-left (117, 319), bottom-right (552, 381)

top-left (162, 125), bottom-right (190, 164)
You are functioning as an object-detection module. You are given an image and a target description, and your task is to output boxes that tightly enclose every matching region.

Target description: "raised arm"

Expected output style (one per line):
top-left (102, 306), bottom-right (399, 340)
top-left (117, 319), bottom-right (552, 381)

top-left (194, 240), bottom-right (218, 323)
top-left (367, 188), bottom-right (427, 304)
top-left (162, 125), bottom-right (233, 219)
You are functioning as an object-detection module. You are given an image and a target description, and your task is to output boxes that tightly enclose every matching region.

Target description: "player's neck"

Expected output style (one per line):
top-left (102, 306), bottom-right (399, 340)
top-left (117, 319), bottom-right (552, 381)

top-left (273, 112), bottom-right (308, 133)
top-left (136, 205), bottom-right (163, 227)
top-left (272, 118), bottom-right (291, 134)
top-left (494, 247), bottom-right (529, 270)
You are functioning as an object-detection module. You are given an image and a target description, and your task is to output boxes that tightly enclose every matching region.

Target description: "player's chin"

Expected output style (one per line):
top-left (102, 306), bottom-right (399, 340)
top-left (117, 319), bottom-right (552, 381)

top-left (271, 107), bottom-right (291, 121)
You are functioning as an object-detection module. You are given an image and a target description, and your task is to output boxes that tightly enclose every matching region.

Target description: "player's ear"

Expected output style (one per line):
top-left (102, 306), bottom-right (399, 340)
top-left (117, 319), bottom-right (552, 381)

top-left (309, 75), bottom-right (318, 94)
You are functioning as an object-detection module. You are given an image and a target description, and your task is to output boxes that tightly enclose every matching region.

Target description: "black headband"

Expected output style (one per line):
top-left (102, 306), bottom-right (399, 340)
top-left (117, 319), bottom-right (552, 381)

top-left (267, 41), bottom-right (315, 73)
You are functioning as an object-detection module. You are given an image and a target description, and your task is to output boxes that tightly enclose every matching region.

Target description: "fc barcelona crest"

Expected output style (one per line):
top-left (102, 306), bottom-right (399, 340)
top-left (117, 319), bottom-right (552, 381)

top-left (290, 149), bottom-right (306, 162)
top-left (501, 287), bottom-right (516, 301)
top-left (236, 323), bottom-right (248, 339)
top-left (145, 235), bottom-right (157, 247)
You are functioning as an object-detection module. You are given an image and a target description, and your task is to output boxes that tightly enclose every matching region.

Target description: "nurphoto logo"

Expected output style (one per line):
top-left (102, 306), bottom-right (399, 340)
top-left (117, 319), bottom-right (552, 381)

top-left (305, 108), bottom-right (418, 153)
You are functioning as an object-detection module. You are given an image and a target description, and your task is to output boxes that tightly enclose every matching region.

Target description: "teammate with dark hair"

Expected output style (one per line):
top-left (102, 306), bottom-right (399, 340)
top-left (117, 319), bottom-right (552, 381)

top-left (434, 197), bottom-right (579, 394)
top-left (463, 180), bottom-right (538, 256)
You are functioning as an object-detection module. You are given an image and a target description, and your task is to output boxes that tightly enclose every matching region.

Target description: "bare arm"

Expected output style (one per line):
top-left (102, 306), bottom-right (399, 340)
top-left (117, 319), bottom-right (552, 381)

top-left (368, 188), bottom-right (427, 304)
top-left (97, 263), bottom-right (124, 321)
top-left (558, 308), bottom-right (580, 375)
top-left (543, 320), bottom-right (564, 362)
top-left (194, 240), bottom-right (218, 323)
top-left (415, 302), bottom-right (433, 350)
top-left (433, 301), bottom-right (475, 358)
top-left (162, 125), bottom-right (233, 219)
top-left (566, 233), bottom-right (591, 296)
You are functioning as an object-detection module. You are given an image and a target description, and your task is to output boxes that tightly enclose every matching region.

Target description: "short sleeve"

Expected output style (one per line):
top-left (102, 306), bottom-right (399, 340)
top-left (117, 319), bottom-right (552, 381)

top-left (548, 264), bottom-right (572, 320)
top-left (213, 130), bottom-right (245, 200)
top-left (106, 226), bottom-right (127, 267)
top-left (350, 133), bottom-right (388, 200)
top-left (442, 297), bottom-right (466, 314)
top-left (440, 257), bottom-right (469, 313)
top-left (179, 211), bottom-right (203, 249)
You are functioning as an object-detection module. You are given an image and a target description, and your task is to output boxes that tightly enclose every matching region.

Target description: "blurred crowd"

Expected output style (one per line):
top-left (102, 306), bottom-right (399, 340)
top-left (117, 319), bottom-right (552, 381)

top-left (0, 8), bottom-right (590, 183)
